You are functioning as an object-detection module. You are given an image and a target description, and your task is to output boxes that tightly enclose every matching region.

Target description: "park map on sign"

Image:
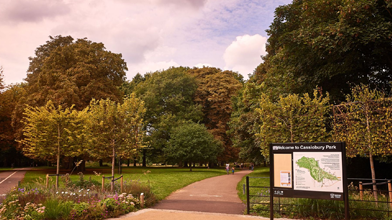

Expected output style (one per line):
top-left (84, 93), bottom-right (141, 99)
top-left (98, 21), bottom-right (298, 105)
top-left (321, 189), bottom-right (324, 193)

top-left (296, 157), bottom-right (339, 182)
top-left (293, 152), bottom-right (343, 193)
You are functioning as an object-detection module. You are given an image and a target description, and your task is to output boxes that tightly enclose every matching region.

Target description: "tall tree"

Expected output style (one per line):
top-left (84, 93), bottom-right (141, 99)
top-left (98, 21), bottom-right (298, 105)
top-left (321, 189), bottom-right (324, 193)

top-left (24, 35), bottom-right (127, 109)
top-left (134, 67), bottom-right (203, 163)
top-left (84, 94), bottom-right (145, 191)
top-left (333, 85), bottom-right (392, 202)
top-left (20, 101), bottom-right (84, 187)
top-left (0, 83), bottom-right (29, 167)
top-left (263, 0), bottom-right (392, 101)
top-left (187, 67), bottom-right (242, 162)
top-left (165, 122), bottom-right (221, 171)
top-left (229, 66), bottom-right (265, 164)
top-left (257, 90), bottom-right (330, 158)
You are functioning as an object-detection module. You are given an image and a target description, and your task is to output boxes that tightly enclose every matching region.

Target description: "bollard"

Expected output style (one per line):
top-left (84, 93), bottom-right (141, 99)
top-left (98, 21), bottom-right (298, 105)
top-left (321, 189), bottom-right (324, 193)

top-left (121, 176), bottom-right (124, 193)
top-left (359, 181), bottom-right (363, 201)
top-left (46, 174), bottom-right (49, 189)
top-left (102, 175), bottom-right (105, 192)
top-left (388, 180), bottom-right (392, 208)
top-left (140, 193), bottom-right (144, 208)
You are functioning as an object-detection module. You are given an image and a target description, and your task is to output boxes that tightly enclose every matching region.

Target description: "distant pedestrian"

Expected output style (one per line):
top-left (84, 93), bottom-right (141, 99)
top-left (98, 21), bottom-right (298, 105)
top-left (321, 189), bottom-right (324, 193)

top-left (226, 166), bottom-right (229, 175)
top-left (232, 166), bottom-right (235, 175)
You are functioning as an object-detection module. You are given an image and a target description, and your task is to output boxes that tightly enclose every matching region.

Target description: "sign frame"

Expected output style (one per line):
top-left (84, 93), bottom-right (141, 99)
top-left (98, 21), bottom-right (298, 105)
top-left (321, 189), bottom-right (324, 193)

top-left (269, 142), bottom-right (349, 219)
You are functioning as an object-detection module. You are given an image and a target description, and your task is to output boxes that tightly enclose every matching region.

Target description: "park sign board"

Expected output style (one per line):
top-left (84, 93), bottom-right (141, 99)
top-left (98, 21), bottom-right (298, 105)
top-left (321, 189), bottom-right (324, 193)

top-left (270, 142), bottom-right (348, 201)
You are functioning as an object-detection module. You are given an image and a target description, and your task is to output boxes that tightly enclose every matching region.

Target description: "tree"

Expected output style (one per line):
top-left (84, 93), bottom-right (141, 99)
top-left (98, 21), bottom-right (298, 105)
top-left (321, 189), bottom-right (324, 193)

top-left (84, 94), bottom-right (145, 191)
top-left (165, 122), bottom-right (221, 171)
top-left (24, 35), bottom-right (127, 109)
top-left (263, 0), bottom-right (392, 101)
top-left (256, 90), bottom-right (330, 158)
top-left (20, 100), bottom-right (84, 187)
top-left (229, 71), bottom-right (265, 164)
top-left (187, 67), bottom-right (242, 162)
top-left (333, 85), bottom-right (392, 202)
top-left (0, 66), bottom-right (4, 91)
top-left (0, 83), bottom-right (30, 167)
top-left (134, 67), bottom-right (203, 163)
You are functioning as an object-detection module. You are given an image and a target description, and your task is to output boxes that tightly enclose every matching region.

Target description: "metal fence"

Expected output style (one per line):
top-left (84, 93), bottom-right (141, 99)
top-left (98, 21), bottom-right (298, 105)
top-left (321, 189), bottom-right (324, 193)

top-left (246, 176), bottom-right (392, 219)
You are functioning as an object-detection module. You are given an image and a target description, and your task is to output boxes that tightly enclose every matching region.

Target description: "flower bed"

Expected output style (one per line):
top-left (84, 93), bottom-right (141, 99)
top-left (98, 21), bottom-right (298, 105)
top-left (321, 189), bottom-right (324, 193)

top-left (0, 176), bottom-right (156, 220)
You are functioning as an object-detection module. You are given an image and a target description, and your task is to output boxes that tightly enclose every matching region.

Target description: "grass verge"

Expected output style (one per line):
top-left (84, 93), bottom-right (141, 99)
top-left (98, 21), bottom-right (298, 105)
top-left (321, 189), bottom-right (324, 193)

top-left (21, 167), bottom-right (226, 201)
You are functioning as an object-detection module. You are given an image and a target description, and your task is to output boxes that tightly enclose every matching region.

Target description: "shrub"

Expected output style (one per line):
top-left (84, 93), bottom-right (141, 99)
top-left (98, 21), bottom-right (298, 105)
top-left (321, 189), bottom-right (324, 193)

top-left (43, 199), bottom-right (74, 220)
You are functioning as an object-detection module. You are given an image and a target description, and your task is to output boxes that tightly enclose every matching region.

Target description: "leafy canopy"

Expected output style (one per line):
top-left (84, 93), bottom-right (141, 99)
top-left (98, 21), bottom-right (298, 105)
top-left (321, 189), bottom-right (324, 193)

top-left (257, 89), bottom-right (330, 158)
top-left (165, 122), bottom-right (221, 170)
top-left (263, 0), bottom-right (392, 101)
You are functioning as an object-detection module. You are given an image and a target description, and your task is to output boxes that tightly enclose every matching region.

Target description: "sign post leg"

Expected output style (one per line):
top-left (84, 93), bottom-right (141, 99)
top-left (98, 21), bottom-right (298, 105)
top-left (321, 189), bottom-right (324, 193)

top-left (246, 176), bottom-right (250, 214)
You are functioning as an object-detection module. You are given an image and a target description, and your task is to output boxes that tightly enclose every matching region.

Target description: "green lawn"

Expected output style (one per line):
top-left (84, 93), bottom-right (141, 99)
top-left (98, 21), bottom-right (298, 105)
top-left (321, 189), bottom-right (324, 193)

top-left (236, 166), bottom-right (270, 203)
top-left (0, 168), bottom-right (13, 171)
top-left (21, 167), bottom-right (226, 200)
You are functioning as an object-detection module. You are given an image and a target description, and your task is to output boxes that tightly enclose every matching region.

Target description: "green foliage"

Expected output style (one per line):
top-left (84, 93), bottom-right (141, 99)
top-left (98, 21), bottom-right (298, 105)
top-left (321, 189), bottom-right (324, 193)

top-left (256, 90), bottom-right (330, 157)
top-left (20, 100), bottom-right (85, 176)
top-left (188, 67), bottom-right (242, 162)
top-left (229, 69), bottom-right (265, 163)
top-left (333, 85), bottom-right (392, 201)
top-left (84, 94), bottom-right (146, 180)
top-left (165, 122), bottom-right (221, 170)
top-left (43, 199), bottom-right (74, 220)
top-left (334, 85), bottom-right (392, 158)
top-left (134, 67), bottom-right (202, 161)
top-left (263, 0), bottom-right (392, 101)
top-left (24, 35), bottom-right (127, 109)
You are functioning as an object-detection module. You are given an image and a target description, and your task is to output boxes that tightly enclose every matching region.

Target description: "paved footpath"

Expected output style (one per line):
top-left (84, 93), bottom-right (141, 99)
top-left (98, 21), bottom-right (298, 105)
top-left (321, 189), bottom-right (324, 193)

top-left (113, 170), bottom-right (293, 220)
top-left (0, 168), bottom-right (29, 203)
top-left (154, 170), bottom-right (253, 214)
top-left (109, 208), bottom-right (294, 220)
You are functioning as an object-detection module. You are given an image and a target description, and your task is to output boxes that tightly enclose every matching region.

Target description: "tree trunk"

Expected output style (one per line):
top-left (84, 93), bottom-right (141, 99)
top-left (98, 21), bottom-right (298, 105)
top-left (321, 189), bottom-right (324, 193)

top-left (142, 149), bottom-right (146, 167)
top-left (369, 151), bottom-right (378, 203)
top-left (56, 124), bottom-right (60, 189)
top-left (99, 160), bottom-right (103, 167)
top-left (366, 106), bottom-right (378, 203)
top-left (111, 145), bottom-right (115, 192)
top-left (133, 157), bottom-right (137, 167)
top-left (127, 159), bottom-right (130, 167)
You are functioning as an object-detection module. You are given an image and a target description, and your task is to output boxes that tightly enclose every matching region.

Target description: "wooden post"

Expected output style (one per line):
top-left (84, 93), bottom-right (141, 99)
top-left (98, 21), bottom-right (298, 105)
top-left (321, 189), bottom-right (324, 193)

top-left (359, 181), bottom-right (363, 201)
top-left (388, 180), bottom-right (392, 208)
top-left (46, 174), bottom-right (49, 189)
top-left (121, 175), bottom-right (123, 193)
top-left (102, 175), bottom-right (105, 192)
top-left (140, 193), bottom-right (144, 208)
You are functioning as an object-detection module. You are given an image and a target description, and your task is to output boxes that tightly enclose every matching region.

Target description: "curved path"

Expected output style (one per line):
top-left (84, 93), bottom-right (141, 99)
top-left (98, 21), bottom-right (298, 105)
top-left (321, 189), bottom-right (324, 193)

top-left (115, 170), bottom-right (294, 219)
top-left (0, 169), bottom-right (28, 203)
top-left (153, 170), bottom-right (252, 214)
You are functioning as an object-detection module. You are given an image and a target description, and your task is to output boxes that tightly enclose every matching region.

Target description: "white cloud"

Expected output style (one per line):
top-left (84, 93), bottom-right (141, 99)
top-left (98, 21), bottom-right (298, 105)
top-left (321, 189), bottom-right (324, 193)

top-left (223, 34), bottom-right (267, 77)
top-left (0, 0), bottom-right (292, 85)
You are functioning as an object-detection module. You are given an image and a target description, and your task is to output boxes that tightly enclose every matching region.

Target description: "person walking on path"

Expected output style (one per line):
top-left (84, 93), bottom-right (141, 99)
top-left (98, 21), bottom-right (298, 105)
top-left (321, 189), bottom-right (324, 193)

top-left (231, 166), bottom-right (235, 175)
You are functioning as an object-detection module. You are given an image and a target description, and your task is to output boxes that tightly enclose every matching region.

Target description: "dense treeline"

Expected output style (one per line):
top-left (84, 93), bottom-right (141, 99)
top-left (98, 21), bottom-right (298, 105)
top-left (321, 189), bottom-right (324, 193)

top-left (1, 0), bottom-right (392, 177)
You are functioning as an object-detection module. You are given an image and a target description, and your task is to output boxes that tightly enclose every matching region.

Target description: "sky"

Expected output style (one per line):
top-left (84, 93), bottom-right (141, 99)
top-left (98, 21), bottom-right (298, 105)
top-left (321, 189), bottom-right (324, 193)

top-left (0, 0), bottom-right (292, 85)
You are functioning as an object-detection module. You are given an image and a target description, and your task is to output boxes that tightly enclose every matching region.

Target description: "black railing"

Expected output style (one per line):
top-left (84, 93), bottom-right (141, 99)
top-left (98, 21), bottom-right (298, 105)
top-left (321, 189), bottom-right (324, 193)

top-left (246, 176), bottom-right (392, 219)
